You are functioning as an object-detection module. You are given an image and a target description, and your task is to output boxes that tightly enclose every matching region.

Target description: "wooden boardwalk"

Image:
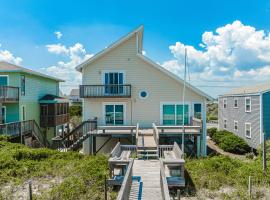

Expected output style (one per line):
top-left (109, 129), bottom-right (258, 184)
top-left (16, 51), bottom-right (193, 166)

top-left (132, 160), bottom-right (162, 200)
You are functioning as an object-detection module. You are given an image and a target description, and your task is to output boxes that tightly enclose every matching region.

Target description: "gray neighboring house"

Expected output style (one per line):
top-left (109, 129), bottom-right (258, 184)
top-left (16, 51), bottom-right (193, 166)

top-left (218, 83), bottom-right (270, 149)
top-left (69, 89), bottom-right (82, 106)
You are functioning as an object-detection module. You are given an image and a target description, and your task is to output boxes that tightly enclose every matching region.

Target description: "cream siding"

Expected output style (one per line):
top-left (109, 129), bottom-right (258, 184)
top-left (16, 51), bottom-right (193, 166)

top-left (82, 35), bottom-right (205, 126)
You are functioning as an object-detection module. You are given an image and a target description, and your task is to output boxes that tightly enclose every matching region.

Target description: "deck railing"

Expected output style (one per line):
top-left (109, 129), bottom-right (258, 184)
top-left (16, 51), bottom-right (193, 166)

top-left (40, 113), bottom-right (69, 127)
top-left (0, 86), bottom-right (19, 102)
top-left (160, 160), bottom-right (171, 200)
top-left (80, 84), bottom-right (131, 98)
top-left (116, 159), bottom-right (134, 200)
top-left (0, 120), bottom-right (49, 147)
top-left (159, 145), bottom-right (174, 158)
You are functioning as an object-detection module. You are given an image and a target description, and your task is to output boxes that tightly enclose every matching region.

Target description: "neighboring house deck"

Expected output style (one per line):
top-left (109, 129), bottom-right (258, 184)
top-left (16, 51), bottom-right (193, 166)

top-left (0, 61), bottom-right (69, 146)
top-left (76, 25), bottom-right (212, 157)
top-left (69, 88), bottom-right (82, 106)
top-left (219, 82), bottom-right (270, 149)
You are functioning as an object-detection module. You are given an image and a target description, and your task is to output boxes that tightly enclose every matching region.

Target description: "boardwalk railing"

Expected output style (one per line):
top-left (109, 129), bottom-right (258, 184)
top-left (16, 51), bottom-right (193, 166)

top-left (160, 160), bottom-right (171, 200)
top-left (116, 159), bottom-right (134, 200)
top-left (0, 120), bottom-right (49, 147)
top-left (159, 145), bottom-right (173, 158)
top-left (0, 86), bottom-right (19, 102)
top-left (80, 84), bottom-right (131, 98)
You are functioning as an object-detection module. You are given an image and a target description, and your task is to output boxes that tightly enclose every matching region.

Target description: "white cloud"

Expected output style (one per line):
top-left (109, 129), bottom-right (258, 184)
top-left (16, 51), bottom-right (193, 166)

top-left (43, 43), bottom-right (93, 94)
top-left (54, 31), bottom-right (63, 39)
top-left (0, 48), bottom-right (22, 65)
top-left (162, 20), bottom-right (270, 96)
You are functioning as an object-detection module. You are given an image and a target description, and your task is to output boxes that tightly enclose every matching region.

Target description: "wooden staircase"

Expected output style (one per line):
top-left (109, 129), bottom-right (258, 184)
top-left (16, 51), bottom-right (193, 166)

top-left (137, 131), bottom-right (159, 159)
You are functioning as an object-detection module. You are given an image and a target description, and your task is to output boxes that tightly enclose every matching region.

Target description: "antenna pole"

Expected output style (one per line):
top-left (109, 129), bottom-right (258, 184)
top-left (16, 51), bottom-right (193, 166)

top-left (182, 48), bottom-right (187, 152)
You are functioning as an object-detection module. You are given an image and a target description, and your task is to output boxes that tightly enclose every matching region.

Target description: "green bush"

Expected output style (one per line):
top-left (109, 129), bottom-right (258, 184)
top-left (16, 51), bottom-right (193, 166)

top-left (0, 135), bottom-right (11, 142)
top-left (207, 127), bottom-right (217, 138)
top-left (69, 105), bottom-right (82, 117)
top-left (208, 115), bottom-right (218, 121)
top-left (211, 130), bottom-right (250, 154)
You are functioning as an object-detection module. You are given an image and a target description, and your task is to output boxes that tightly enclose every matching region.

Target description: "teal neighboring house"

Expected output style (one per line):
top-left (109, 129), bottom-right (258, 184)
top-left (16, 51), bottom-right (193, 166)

top-left (0, 61), bottom-right (69, 143)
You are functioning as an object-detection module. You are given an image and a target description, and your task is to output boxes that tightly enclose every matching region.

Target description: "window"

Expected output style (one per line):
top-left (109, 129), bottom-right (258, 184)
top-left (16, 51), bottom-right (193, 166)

top-left (0, 75), bottom-right (8, 86)
top-left (139, 90), bottom-right (148, 99)
top-left (245, 97), bottom-right (251, 112)
top-left (162, 104), bottom-right (189, 125)
top-left (104, 72), bottom-right (124, 94)
top-left (223, 98), bottom-right (227, 109)
top-left (105, 104), bottom-right (124, 125)
top-left (224, 119), bottom-right (227, 129)
top-left (193, 103), bottom-right (202, 119)
top-left (245, 123), bottom-right (251, 138)
top-left (234, 120), bottom-right (238, 131)
top-left (21, 75), bottom-right (25, 96)
top-left (234, 99), bottom-right (238, 108)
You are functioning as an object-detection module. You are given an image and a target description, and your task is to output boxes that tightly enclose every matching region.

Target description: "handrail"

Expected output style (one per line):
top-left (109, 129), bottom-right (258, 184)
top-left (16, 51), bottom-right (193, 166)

top-left (32, 120), bottom-right (50, 147)
top-left (160, 160), bottom-right (171, 200)
top-left (173, 142), bottom-right (184, 159)
top-left (116, 159), bottom-right (134, 200)
top-left (110, 142), bottom-right (121, 157)
top-left (135, 123), bottom-right (139, 154)
top-left (152, 123), bottom-right (159, 146)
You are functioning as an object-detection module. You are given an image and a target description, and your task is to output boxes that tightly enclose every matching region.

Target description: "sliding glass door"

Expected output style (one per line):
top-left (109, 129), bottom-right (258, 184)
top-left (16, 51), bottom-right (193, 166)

top-left (104, 72), bottom-right (124, 95)
top-left (105, 104), bottom-right (124, 125)
top-left (162, 104), bottom-right (189, 125)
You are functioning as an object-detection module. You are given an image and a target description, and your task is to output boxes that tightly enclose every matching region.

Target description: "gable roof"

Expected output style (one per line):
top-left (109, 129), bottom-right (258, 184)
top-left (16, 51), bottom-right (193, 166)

top-left (221, 82), bottom-right (270, 96)
top-left (76, 25), bottom-right (144, 72)
top-left (70, 88), bottom-right (79, 96)
top-left (76, 25), bottom-right (213, 101)
top-left (0, 61), bottom-right (64, 82)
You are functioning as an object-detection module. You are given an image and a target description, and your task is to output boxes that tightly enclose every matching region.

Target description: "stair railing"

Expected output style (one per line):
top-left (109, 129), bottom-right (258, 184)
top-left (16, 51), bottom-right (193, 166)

top-left (160, 160), bottom-right (171, 200)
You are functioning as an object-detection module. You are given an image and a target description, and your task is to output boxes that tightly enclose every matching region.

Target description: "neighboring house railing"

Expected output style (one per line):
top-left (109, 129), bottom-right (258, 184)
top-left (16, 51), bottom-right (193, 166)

top-left (40, 113), bottom-right (69, 127)
top-left (80, 84), bottom-right (131, 98)
top-left (0, 86), bottom-right (19, 102)
top-left (52, 119), bottom-right (97, 151)
top-left (0, 120), bottom-right (49, 147)
top-left (116, 159), bottom-right (134, 200)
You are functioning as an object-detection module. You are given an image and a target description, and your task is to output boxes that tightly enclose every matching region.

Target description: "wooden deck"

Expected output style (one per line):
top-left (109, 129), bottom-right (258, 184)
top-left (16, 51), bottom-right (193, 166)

top-left (133, 160), bottom-right (162, 200)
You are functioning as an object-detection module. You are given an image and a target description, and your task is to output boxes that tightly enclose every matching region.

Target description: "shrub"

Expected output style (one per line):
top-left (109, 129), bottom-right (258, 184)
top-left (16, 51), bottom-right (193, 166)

top-left (208, 116), bottom-right (218, 121)
top-left (212, 130), bottom-right (250, 154)
top-left (0, 135), bottom-right (11, 142)
top-left (69, 105), bottom-right (82, 117)
top-left (207, 127), bottom-right (217, 138)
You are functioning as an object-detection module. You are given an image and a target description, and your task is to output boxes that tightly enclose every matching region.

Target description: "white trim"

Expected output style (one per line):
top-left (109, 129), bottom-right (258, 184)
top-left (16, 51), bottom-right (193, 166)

top-left (2, 106), bottom-right (6, 123)
top-left (21, 105), bottom-right (26, 121)
top-left (138, 90), bottom-right (149, 99)
top-left (102, 102), bottom-right (126, 125)
top-left (234, 98), bottom-right (238, 108)
top-left (234, 120), bottom-right (238, 131)
top-left (245, 97), bottom-right (251, 112)
top-left (0, 75), bottom-right (9, 86)
top-left (245, 122), bottom-right (252, 139)
top-left (138, 54), bottom-right (213, 101)
top-left (223, 98), bottom-right (227, 109)
top-left (260, 93), bottom-right (263, 144)
top-left (101, 70), bottom-right (126, 85)
top-left (160, 101), bottom-right (191, 125)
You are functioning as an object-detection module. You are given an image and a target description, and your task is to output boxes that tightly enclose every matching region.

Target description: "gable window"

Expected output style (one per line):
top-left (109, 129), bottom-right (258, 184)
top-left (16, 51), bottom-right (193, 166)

top-left (234, 120), bottom-right (238, 131)
top-left (224, 119), bottom-right (227, 129)
top-left (223, 98), bottom-right (227, 109)
top-left (245, 123), bottom-right (251, 138)
top-left (245, 97), bottom-right (251, 112)
top-left (234, 99), bottom-right (238, 108)
top-left (104, 71), bottom-right (124, 95)
top-left (21, 75), bottom-right (25, 96)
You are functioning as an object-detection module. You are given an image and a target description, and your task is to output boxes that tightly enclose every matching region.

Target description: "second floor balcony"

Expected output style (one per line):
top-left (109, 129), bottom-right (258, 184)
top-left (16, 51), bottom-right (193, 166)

top-left (80, 84), bottom-right (131, 98)
top-left (0, 86), bottom-right (19, 102)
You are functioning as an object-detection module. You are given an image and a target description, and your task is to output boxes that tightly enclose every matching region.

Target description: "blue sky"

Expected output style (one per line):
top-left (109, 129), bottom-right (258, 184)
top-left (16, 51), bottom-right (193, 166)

top-left (1, 0), bottom-right (270, 97)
